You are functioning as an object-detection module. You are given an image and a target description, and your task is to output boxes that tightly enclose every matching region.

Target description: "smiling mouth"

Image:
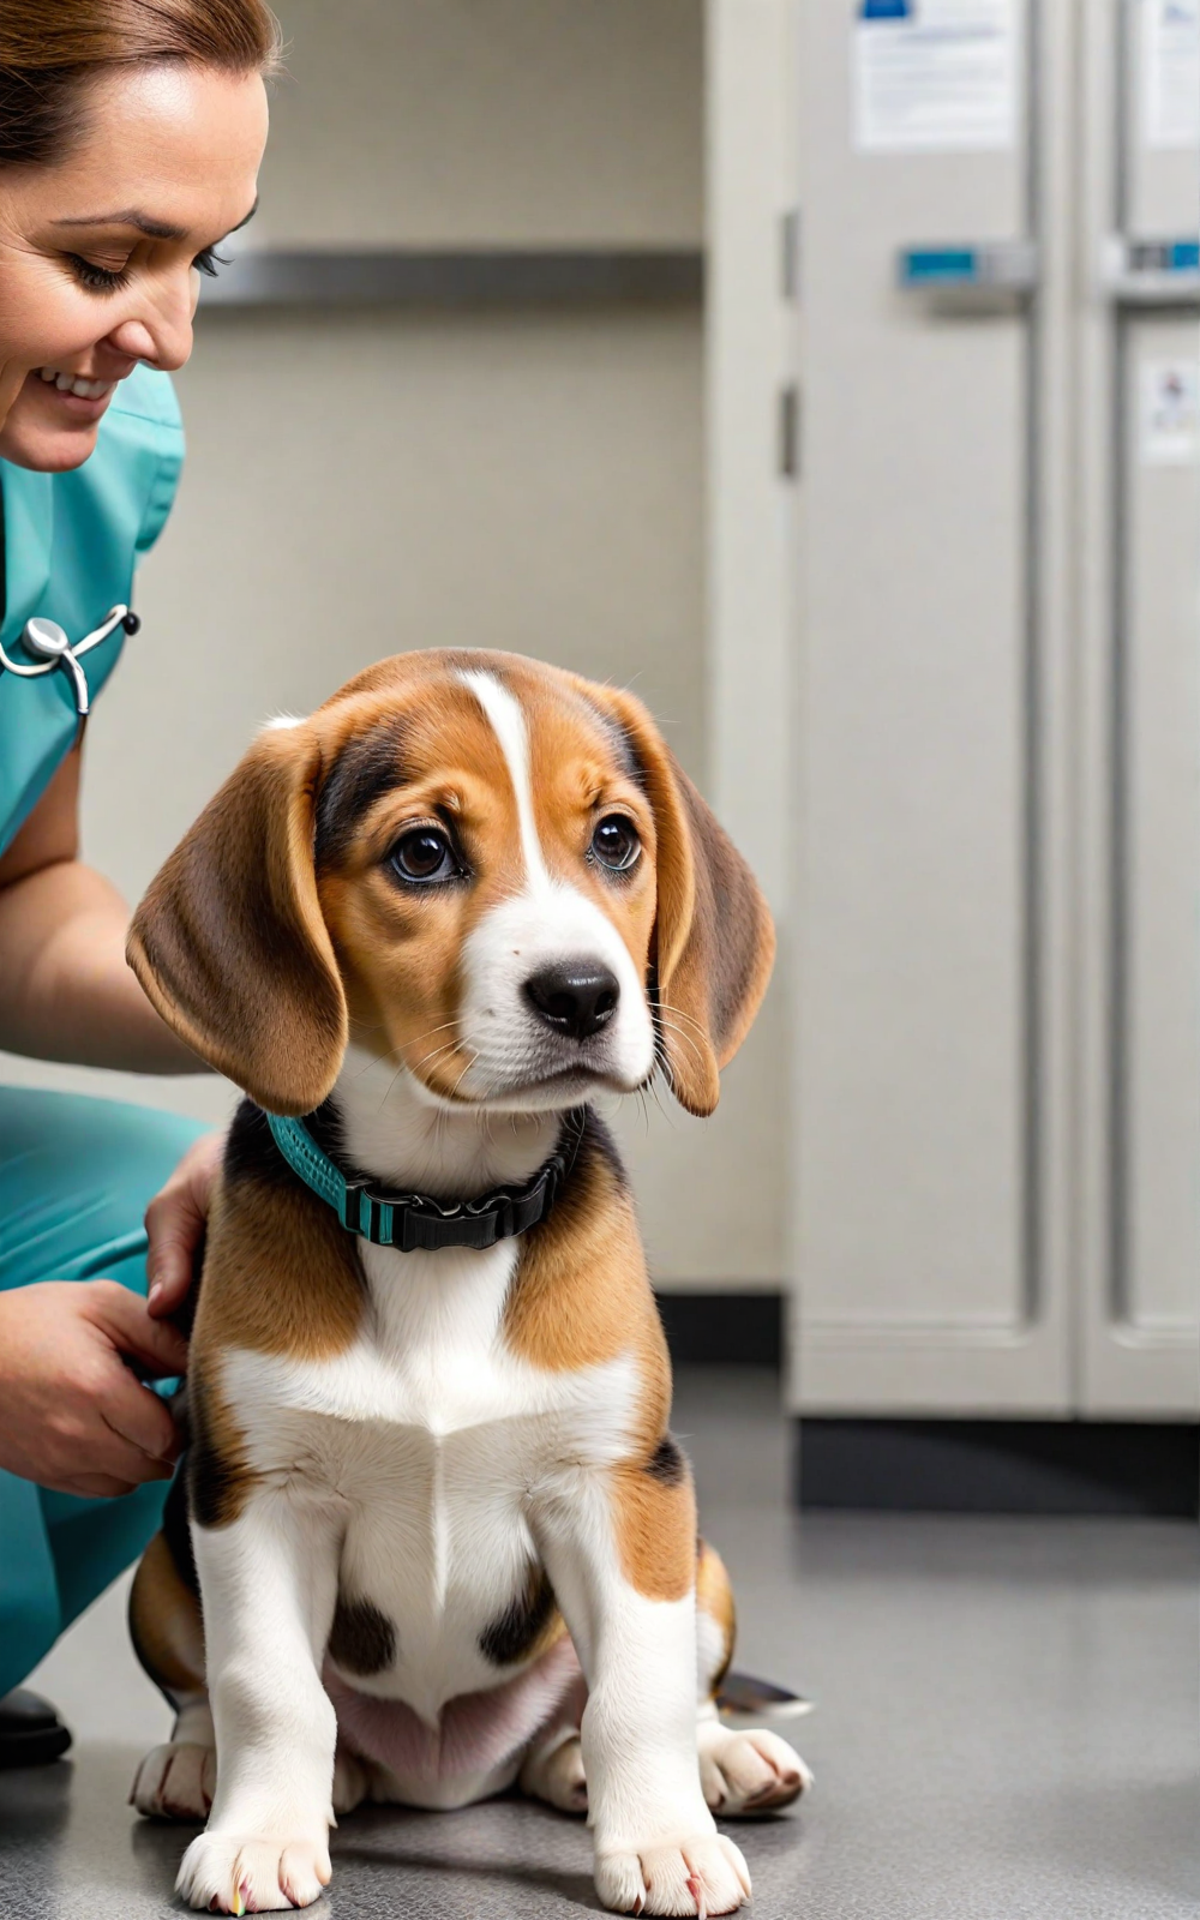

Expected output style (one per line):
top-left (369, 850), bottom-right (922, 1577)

top-left (34, 367), bottom-right (117, 402)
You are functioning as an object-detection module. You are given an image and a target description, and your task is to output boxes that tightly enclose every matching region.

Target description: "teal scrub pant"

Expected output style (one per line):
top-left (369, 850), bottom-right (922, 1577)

top-left (0, 1086), bottom-right (208, 1696)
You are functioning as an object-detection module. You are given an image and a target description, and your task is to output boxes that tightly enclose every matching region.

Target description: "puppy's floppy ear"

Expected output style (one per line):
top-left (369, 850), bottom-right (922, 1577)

top-left (596, 687), bottom-right (775, 1118)
top-left (128, 726), bottom-right (347, 1116)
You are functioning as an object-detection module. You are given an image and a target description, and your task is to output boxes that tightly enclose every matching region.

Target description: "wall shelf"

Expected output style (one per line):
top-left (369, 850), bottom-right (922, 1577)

top-left (200, 247), bottom-right (704, 310)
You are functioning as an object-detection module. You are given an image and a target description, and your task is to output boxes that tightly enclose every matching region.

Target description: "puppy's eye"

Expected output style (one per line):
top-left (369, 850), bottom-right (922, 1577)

top-left (389, 827), bottom-right (457, 884)
top-left (590, 815), bottom-right (641, 873)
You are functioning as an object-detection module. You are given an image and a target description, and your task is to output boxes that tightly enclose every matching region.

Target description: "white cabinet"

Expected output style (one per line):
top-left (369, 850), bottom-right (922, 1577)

top-left (777, 0), bottom-right (1199, 1419)
top-left (1077, 0), bottom-right (1200, 1414)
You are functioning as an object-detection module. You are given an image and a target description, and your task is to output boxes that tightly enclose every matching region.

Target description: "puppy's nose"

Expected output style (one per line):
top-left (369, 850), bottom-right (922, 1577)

top-left (524, 962), bottom-right (620, 1042)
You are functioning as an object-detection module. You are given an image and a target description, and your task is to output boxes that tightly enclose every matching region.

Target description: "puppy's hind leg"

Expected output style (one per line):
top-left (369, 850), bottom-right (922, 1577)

top-left (331, 1742), bottom-right (373, 1817)
top-left (520, 1715), bottom-right (588, 1816)
top-left (695, 1538), bottom-right (813, 1816)
top-left (129, 1530), bottom-right (217, 1821)
top-left (132, 1693), bottom-right (217, 1822)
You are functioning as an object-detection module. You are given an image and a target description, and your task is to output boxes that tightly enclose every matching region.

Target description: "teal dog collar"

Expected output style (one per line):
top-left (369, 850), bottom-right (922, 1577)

top-left (265, 1111), bottom-right (580, 1252)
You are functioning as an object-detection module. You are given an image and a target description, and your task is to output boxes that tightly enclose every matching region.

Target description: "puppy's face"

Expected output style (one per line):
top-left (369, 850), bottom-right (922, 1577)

top-left (129, 650), bottom-right (774, 1122)
top-left (314, 664), bottom-right (658, 1112)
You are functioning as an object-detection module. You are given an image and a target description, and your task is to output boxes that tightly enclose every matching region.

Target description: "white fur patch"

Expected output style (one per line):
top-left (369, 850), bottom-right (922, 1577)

top-left (696, 1602), bottom-right (728, 1695)
top-left (457, 670), bottom-right (550, 887)
top-left (260, 712), bottom-right (307, 732)
top-left (333, 1044), bottom-right (561, 1196)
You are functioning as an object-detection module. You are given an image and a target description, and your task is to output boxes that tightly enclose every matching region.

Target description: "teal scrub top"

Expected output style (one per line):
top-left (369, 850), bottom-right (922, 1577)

top-left (0, 364), bottom-right (184, 859)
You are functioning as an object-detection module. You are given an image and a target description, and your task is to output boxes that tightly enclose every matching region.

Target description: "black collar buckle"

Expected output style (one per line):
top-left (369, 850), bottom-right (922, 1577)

top-left (323, 1113), bottom-right (583, 1252)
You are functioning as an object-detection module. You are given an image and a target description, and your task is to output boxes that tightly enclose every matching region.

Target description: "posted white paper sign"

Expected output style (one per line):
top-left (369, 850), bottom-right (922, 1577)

top-left (854, 0), bottom-right (1017, 154)
top-left (1144, 0), bottom-right (1200, 150)
top-left (1140, 358), bottom-right (1200, 464)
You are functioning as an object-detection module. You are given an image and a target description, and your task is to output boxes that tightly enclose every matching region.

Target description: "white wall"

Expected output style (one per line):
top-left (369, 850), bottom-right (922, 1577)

top-left (1, 0), bottom-right (784, 1290)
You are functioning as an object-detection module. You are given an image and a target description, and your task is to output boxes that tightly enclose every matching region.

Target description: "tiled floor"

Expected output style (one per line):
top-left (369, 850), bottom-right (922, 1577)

top-left (2, 1368), bottom-right (1197, 1918)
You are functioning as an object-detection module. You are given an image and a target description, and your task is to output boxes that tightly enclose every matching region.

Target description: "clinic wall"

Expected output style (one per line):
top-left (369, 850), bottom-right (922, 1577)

top-left (0, 1), bottom-right (784, 1290)
top-left (255, 0), bottom-right (704, 248)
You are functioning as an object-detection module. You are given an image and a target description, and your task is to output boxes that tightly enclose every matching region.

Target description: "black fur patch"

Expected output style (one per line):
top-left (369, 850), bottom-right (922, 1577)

top-left (222, 1097), bottom-right (297, 1193)
top-left (314, 718), bottom-right (409, 870)
top-left (303, 1092), bottom-right (378, 1186)
top-left (580, 695), bottom-right (644, 789)
top-left (187, 1373), bottom-right (244, 1531)
top-left (479, 1565), bottom-right (557, 1667)
top-left (327, 1596), bottom-right (397, 1677)
top-left (646, 1434), bottom-right (687, 1486)
top-left (161, 1456), bottom-right (199, 1596)
top-left (224, 1093), bottom-right (379, 1203)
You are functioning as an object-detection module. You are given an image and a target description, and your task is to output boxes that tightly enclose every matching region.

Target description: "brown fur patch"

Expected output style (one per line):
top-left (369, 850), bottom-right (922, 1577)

top-left (610, 1457), bottom-right (697, 1603)
top-left (128, 728), bottom-right (348, 1117)
top-left (505, 1118), bottom-right (699, 1600)
top-left (128, 1532), bottom-right (206, 1698)
top-left (502, 1117), bottom-right (668, 1403)
top-left (181, 1109), bottom-right (368, 1525)
top-left (696, 1537), bottom-right (737, 1695)
top-left (193, 1108), bottom-right (366, 1365)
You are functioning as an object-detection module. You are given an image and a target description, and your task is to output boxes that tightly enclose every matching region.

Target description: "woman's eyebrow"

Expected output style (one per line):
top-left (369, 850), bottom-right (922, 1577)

top-left (51, 198), bottom-right (258, 240)
top-left (52, 209), bottom-right (188, 240)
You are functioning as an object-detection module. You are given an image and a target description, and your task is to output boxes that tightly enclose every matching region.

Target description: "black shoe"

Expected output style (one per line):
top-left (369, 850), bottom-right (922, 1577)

top-left (0, 1690), bottom-right (72, 1768)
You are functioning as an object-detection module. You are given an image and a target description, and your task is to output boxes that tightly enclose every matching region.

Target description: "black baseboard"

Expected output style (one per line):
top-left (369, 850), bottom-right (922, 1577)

top-left (655, 1291), bottom-right (782, 1367)
top-left (797, 1417), bottom-right (1200, 1517)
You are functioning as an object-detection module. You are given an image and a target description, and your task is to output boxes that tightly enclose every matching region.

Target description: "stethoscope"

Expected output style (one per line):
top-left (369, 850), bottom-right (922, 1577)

top-left (0, 605), bottom-right (141, 718)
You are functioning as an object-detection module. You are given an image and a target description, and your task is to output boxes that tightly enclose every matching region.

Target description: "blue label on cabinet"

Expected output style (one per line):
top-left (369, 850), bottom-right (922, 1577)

top-left (900, 248), bottom-right (978, 285)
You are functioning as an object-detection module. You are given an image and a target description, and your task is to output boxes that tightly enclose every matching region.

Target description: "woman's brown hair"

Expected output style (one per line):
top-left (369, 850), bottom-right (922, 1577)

top-left (0, 0), bottom-right (282, 167)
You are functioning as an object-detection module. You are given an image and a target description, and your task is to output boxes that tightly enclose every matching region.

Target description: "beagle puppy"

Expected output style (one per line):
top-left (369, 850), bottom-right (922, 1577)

top-left (125, 650), bottom-right (809, 1917)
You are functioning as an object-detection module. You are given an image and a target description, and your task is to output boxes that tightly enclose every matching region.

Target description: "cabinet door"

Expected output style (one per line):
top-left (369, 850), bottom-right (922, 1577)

top-left (1078, 0), bottom-right (1200, 1415)
top-left (788, 0), bottom-right (1074, 1414)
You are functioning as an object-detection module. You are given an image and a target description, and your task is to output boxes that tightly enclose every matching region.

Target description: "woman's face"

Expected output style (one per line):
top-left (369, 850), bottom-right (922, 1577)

top-left (0, 63), bottom-right (267, 472)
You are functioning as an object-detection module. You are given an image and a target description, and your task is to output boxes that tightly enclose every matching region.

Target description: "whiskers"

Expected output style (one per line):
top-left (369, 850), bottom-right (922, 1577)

top-left (344, 1017), bottom-right (470, 1115)
top-left (650, 995), bottom-right (708, 1106)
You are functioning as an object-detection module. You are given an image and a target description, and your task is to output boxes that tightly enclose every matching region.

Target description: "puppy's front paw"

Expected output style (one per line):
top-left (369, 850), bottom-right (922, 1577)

top-left (596, 1833), bottom-right (751, 1916)
top-left (699, 1725), bottom-right (813, 1815)
top-left (130, 1741), bottom-right (215, 1821)
top-left (176, 1829), bottom-right (331, 1913)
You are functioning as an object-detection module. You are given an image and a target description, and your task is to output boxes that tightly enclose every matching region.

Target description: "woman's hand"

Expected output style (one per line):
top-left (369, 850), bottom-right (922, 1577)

top-left (0, 1281), bottom-right (189, 1497)
top-left (144, 1129), bottom-right (225, 1320)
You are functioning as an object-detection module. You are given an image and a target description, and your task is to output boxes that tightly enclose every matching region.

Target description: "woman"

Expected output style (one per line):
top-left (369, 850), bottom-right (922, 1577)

top-left (0, 0), bottom-right (277, 1764)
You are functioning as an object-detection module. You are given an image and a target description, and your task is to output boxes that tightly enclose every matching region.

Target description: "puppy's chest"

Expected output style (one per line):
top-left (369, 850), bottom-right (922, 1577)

top-left (219, 1245), bottom-right (634, 1710)
top-left (227, 1241), bottom-right (628, 1457)
top-left (225, 1246), bottom-right (631, 1546)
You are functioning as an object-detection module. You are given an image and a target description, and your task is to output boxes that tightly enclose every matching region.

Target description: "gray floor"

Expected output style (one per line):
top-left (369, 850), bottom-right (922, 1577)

top-left (2, 1368), bottom-right (1197, 1919)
